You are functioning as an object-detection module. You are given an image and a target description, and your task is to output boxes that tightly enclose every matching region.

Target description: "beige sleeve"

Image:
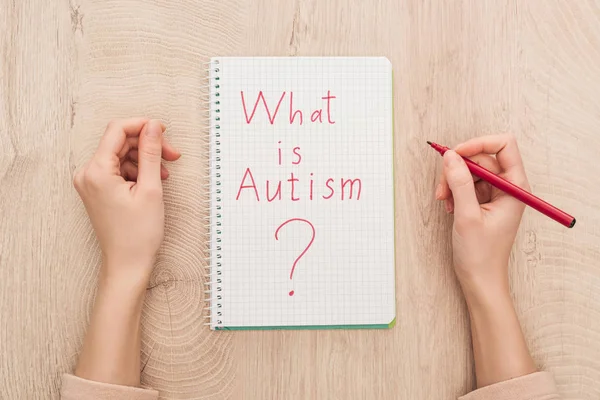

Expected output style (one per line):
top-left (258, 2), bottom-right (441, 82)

top-left (60, 374), bottom-right (159, 400)
top-left (459, 372), bottom-right (560, 400)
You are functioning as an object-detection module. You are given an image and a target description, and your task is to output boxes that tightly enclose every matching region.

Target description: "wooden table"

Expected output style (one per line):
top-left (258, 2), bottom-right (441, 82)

top-left (1, 1), bottom-right (599, 398)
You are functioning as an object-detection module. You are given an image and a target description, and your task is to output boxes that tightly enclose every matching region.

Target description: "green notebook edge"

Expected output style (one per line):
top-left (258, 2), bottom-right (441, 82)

top-left (215, 57), bottom-right (397, 332)
top-left (216, 318), bottom-right (396, 331)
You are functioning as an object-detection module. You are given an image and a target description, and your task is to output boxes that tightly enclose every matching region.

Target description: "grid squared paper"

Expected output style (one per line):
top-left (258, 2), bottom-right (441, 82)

top-left (210, 57), bottom-right (395, 329)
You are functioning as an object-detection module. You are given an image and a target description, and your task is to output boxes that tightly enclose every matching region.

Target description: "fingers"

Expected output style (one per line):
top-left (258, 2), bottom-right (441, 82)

top-left (124, 149), bottom-right (171, 181)
top-left (88, 118), bottom-right (178, 187)
top-left (454, 134), bottom-right (529, 188)
top-left (162, 140), bottom-right (181, 161)
top-left (474, 180), bottom-right (493, 204)
top-left (96, 118), bottom-right (151, 158)
top-left (136, 120), bottom-right (164, 191)
top-left (116, 137), bottom-right (141, 159)
top-left (442, 181), bottom-right (493, 214)
top-left (120, 160), bottom-right (138, 181)
top-left (119, 159), bottom-right (170, 181)
top-left (445, 196), bottom-right (454, 213)
top-left (160, 164), bottom-right (170, 179)
top-left (97, 118), bottom-right (177, 159)
top-left (444, 180), bottom-right (494, 213)
top-left (443, 150), bottom-right (481, 221)
top-left (437, 153), bottom-right (500, 200)
top-left (127, 149), bottom-right (138, 161)
top-left (119, 137), bottom-right (181, 162)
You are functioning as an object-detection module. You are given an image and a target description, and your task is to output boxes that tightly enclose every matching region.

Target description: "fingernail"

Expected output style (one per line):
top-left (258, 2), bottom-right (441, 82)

top-left (146, 120), bottom-right (162, 137)
top-left (435, 184), bottom-right (442, 199)
top-left (160, 122), bottom-right (167, 132)
top-left (445, 200), bottom-right (453, 213)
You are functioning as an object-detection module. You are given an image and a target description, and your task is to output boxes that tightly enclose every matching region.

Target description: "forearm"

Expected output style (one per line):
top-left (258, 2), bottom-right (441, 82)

top-left (463, 281), bottom-right (536, 388)
top-left (75, 265), bottom-right (149, 387)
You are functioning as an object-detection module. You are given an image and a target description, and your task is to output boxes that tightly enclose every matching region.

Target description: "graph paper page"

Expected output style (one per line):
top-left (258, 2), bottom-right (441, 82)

top-left (210, 57), bottom-right (395, 329)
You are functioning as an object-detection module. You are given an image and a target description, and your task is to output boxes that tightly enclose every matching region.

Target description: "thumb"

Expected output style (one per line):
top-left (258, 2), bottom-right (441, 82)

top-left (137, 119), bottom-right (164, 191)
top-left (443, 150), bottom-right (480, 220)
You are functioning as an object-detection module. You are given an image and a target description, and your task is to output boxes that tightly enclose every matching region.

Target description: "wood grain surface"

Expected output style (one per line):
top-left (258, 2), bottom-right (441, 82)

top-left (1, 0), bottom-right (599, 399)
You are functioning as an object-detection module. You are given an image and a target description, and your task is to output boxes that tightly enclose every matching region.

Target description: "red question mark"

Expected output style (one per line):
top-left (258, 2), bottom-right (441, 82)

top-left (275, 218), bottom-right (316, 296)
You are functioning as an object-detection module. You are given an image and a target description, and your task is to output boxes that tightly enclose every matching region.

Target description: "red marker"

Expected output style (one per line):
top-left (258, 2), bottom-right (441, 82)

top-left (428, 141), bottom-right (576, 228)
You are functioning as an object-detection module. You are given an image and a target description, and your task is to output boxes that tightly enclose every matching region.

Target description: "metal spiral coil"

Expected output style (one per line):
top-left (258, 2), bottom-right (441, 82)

top-left (202, 58), bottom-right (223, 329)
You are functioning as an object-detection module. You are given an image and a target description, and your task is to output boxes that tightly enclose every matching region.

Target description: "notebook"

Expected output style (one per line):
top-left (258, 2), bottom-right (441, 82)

top-left (207, 57), bottom-right (395, 330)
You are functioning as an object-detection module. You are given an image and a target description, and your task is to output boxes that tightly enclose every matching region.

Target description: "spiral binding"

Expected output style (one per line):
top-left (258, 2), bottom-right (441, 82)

top-left (202, 59), bottom-right (223, 329)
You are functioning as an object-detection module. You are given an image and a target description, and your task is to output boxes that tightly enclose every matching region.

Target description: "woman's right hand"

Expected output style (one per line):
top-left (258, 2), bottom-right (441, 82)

top-left (435, 134), bottom-right (530, 300)
top-left (73, 118), bottom-right (180, 286)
